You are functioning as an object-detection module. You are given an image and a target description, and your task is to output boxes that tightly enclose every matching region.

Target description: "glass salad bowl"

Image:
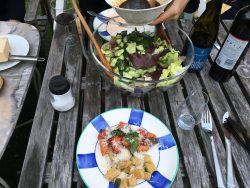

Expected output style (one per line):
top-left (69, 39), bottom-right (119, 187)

top-left (89, 23), bottom-right (194, 94)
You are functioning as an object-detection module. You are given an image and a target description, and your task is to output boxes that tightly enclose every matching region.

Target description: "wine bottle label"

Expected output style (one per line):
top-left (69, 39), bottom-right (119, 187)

top-left (215, 33), bottom-right (248, 70)
top-left (189, 46), bottom-right (212, 71)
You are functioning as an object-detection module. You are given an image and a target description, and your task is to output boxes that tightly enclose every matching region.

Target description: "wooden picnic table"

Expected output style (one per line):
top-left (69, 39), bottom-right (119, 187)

top-left (0, 21), bottom-right (40, 159)
top-left (18, 18), bottom-right (250, 188)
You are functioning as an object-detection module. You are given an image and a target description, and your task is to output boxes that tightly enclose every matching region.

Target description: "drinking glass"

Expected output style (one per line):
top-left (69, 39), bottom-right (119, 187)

top-left (50, 0), bottom-right (77, 45)
top-left (177, 90), bottom-right (209, 130)
top-left (236, 57), bottom-right (250, 79)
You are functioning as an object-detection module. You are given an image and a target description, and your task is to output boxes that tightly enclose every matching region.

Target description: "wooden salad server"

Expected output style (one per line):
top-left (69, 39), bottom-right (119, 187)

top-left (71, 0), bottom-right (113, 79)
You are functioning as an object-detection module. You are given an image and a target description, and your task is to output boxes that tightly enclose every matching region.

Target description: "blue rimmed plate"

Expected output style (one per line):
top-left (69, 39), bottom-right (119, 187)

top-left (93, 8), bottom-right (156, 41)
top-left (76, 108), bottom-right (179, 188)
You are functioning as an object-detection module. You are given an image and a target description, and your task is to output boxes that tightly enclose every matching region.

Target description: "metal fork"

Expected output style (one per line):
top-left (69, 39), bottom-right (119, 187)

top-left (201, 110), bottom-right (226, 188)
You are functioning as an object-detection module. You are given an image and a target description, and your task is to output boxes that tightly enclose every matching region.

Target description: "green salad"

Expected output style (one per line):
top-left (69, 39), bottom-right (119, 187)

top-left (101, 29), bottom-right (185, 87)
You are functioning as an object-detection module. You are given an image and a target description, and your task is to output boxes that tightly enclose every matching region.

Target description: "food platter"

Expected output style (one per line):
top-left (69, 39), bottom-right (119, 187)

top-left (93, 8), bottom-right (155, 41)
top-left (76, 108), bottom-right (179, 188)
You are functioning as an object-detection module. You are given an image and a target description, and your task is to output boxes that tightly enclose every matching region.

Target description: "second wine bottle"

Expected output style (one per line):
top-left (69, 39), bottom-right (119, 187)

top-left (187, 0), bottom-right (223, 72)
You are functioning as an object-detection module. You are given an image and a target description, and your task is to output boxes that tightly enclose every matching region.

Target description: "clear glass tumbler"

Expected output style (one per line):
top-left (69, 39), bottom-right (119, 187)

top-left (177, 90), bottom-right (209, 130)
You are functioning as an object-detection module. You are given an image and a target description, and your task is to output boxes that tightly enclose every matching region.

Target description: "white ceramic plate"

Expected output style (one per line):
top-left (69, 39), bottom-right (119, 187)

top-left (93, 8), bottom-right (156, 41)
top-left (76, 108), bottom-right (179, 188)
top-left (0, 34), bottom-right (29, 71)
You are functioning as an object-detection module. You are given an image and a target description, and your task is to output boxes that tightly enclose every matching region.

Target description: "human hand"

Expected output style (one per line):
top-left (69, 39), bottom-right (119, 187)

top-left (151, 0), bottom-right (190, 25)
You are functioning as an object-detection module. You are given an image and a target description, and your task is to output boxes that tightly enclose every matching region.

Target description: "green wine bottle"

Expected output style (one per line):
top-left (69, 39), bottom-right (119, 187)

top-left (187, 0), bottom-right (223, 72)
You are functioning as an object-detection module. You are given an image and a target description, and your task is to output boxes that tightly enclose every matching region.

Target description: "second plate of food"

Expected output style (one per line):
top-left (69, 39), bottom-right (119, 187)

top-left (76, 108), bottom-right (179, 188)
top-left (93, 8), bottom-right (156, 41)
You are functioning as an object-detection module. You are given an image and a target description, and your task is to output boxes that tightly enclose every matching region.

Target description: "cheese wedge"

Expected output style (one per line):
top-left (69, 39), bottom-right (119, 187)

top-left (0, 37), bottom-right (10, 62)
top-left (0, 76), bottom-right (3, 89)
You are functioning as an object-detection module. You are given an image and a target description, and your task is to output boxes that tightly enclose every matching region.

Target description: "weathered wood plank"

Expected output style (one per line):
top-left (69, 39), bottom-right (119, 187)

top-left (127, 95), bottom-right (144, 109)
top-left (166, 84), bottom-right (211, 187)
top-left (147, 91), bottom-right (184, 188)
top-left (76, 52), bottom-right (102, 188)
top-left (0, 21), bottom-right (40, 158)
top-left (81, 55), bottom-right (102, 129)
top-left (48, 26), bottom-right (83, 188)
top-left (104, 80), bottom-right (122, 110)
top-left (165, 20), bottom-right (211, 187)
top-left (179, 20), bottom-right (231, 187)
top-left (18, 24), bottom-right (66, 188)
top-left (44, 162), bottom-right (80, 183)
top-left (167, 84), bottom-right (211, 187)
top-left (24, 0), bottom-right (40, 24)
top-left (185, 73), bottom-right (237, 187)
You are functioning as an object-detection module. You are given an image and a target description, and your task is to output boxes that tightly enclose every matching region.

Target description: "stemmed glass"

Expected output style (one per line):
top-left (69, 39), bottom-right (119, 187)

top-left (236, 56), bottom-right (250, 79)
top-left (50, 0), bottom-right (77, 45)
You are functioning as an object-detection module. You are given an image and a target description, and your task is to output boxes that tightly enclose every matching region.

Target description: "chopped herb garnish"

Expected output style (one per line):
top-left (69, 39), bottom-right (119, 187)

top-left (130, 140), bottom-right (138, 154)
top-left (111, 129), bottom-right (125, 137)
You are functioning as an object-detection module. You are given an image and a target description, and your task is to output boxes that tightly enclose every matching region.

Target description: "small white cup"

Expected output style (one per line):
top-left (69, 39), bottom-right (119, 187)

top-left (49, 75), bottom-right (75, 112)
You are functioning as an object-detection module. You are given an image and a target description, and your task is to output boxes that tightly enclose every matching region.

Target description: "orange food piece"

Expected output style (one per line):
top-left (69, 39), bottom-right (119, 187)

top-left (117, 121), bottom-right (127, 129)
top-left (98, 130), bottom-right (107, 140)
top-left (100, 140), bottom-right (108, 156)
top-left (121, 137), bottom-right (130, 148)
top-left (109, 136), bottom-right (123, 154)
top-left (137, 145), bottom-right (150, 152)
top-left (146, 132), bottom-right (156, 139)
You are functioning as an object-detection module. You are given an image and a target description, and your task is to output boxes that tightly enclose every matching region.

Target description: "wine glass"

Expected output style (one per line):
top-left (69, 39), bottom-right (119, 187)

top-left (236, 57), bottom-right (250, 79)
top-left (50, 0), bottom-right (77, 45)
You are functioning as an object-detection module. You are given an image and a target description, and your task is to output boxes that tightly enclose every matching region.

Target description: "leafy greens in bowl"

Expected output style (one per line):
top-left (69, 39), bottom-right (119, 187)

top-left (90, 24), bottom-right (194, 94)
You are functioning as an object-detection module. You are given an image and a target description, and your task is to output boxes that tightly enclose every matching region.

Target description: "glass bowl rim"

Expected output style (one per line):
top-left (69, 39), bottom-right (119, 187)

top-left (50, 0), bottom-right (74, 12)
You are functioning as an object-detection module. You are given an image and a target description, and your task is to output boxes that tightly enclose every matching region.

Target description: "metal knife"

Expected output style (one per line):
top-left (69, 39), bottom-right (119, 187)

top-left (223, 112), bottom-right (236, 188)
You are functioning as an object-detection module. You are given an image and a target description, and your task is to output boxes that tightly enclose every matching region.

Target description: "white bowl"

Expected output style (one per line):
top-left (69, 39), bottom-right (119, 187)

top-left (105, 0), bottom-right (172, 25)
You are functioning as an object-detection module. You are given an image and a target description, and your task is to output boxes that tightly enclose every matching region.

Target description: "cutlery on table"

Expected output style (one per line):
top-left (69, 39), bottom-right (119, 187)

top-left (222, 112), bottom-right (236, 188)
top-left (201, 110), bottom-right (226, 188)
top-left (224, 117), bottom-right (250, 154)
top-left (87, 11), bottom-right (129, 27)
top-left (7, 55), bottom-right (45, 62)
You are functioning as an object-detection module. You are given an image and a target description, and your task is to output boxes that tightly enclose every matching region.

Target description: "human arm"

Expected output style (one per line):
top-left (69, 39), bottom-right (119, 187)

top-left (151, 0), bottom-right (190, 25)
